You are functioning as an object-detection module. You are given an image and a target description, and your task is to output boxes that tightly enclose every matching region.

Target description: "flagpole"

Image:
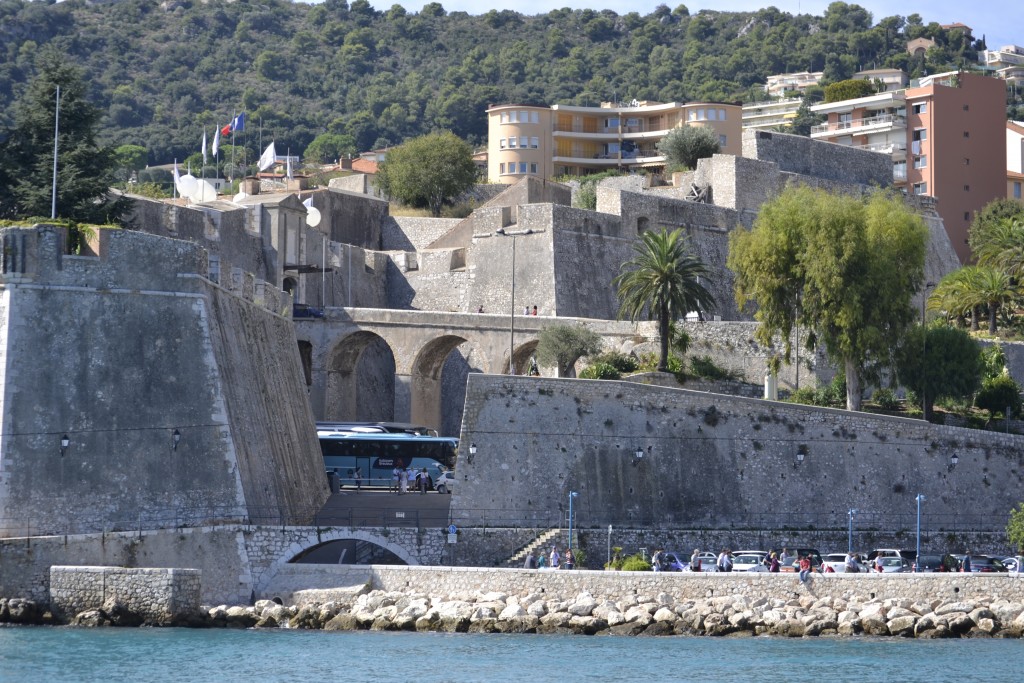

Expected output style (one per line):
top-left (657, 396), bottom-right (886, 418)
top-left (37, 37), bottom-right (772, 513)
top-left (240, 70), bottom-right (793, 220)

top-left (51, 85), bottom-right (60, 219)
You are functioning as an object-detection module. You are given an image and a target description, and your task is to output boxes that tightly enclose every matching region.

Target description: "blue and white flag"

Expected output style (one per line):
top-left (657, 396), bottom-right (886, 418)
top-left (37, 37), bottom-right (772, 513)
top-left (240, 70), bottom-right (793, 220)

top-left (232, 112), bottom-right (245, 133)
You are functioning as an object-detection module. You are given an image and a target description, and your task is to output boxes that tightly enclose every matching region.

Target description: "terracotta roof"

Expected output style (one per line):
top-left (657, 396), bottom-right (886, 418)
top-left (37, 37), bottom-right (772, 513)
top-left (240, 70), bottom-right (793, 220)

top-left (1008, 120), bottom-right (1024, 136)
top-left (351, 158), bottom-right (378, 174)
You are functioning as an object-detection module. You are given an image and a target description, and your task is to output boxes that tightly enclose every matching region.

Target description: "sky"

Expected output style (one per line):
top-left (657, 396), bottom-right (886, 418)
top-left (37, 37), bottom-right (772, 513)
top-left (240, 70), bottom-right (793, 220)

top-left (360, 0), bottom-right (1021, 54)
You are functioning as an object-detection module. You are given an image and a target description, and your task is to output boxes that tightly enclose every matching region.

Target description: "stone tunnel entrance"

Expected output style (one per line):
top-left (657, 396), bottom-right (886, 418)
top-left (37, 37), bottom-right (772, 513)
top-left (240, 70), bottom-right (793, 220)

top-left (290, 539), bottom-right (408, 565)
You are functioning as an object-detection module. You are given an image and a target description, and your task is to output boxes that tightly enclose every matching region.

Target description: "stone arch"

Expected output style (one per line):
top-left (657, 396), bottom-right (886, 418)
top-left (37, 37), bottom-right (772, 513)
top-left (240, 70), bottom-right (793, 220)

top-left (257, 528), bottom-right (419, 599)
top-left (410, 334), bottom-right (470, 434)
top-left (637, 216), bottom-right (650, 234)
top-left (326, 330), bottom-right (396, 422)
top-left (502, 338), bottom-right (539, 376)
top-left (282, 276), bottom-right (298, 296)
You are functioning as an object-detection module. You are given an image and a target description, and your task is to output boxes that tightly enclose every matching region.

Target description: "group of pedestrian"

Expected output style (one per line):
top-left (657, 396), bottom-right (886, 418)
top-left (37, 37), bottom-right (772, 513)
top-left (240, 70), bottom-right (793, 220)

top-left (390, 464), bottom-right (430, 495)
top-left (521, 305), bottom-right (539, 315)
top-left (523, 546), bottom-right (576, 569)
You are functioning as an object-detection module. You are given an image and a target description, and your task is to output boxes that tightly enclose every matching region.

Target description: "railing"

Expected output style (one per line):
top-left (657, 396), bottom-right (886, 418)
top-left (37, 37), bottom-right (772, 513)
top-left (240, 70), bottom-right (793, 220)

top-left (0, 503), bottom-right (1006, 541)
top-left (743, 97), bottom-right (804, 109)
top-left (811, 113), bottom-right (905, 135)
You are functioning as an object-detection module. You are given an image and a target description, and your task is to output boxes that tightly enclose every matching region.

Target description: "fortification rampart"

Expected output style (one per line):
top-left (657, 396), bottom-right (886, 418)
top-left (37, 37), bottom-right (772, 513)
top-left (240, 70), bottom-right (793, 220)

top-left (742, 129), bottom-right (893, 187)
top-left (453, 375), bottom-right (1024, 531)
top-left (0, 226), bottom-right (327, 538)
top-left (49, 566), bottom-right (201, 624)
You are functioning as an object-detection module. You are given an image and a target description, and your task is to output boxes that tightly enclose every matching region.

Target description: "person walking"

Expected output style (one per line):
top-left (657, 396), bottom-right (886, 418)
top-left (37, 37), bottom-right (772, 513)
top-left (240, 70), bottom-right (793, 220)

top-left (353, 467), bottom-right (362, 492)
top-left (717, 549), bottom-right (732, 572)
top-left (524, 550), bottom-right (537, 569)
top-left (768, 551), bottom-right (780, 573)
top-left (690, 549), bottom-right (702, 572)
top-left (399, 468), bottom-right (409, 495)
top-left (418, 467), bottom-right (428, 494)
top-left (391, 466), bottom-right (400, 493)
top-left (961, 552), bottom-right (973, 573)
top-left (549, 546), bottom-right (560, 569)
top-left (844, 552), bottom-right (860, 573)
top-left (779, 548), bottom-right (790, 568)
top-left (564, 548), bottom-right (575, 570)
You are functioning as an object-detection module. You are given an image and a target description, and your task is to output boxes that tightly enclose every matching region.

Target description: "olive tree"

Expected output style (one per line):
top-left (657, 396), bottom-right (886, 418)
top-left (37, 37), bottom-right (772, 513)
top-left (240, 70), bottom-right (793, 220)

top-left (729, 186), bottom-right (927, 410)
top-left (374, 131), bottom-right (478, 216)
top-left (656, 125), bottom-right (720, 171)
top-left (535, 324), bottom-right (603, 377)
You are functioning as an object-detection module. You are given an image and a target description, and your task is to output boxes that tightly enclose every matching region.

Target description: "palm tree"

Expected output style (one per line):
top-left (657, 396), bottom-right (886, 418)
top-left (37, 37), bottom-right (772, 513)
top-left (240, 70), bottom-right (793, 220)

top-left (929, 266), bottom-right (1017, 334)
top-left (613, 228), bottom-right (716, 371)
top-left (972, 217), bottom-right (1024, 279)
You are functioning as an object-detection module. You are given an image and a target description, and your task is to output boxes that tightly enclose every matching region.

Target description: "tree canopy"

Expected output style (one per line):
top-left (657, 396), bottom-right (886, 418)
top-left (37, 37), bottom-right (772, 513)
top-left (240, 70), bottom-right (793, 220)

top-left (728, 186), bottom-right (928, 410)
top-left (656, 125), bottom-right (720, 170)
top-left (0, 50), bottom-right (124, 223)
top-left (374, 131), bottom-right (478, 216)
top-left (535, 324), bottom-right (603, 377)
top-left (894, 324), bottom-right (981, 421)
top-left (0, 1), bottom-right (999, 166)
top-left (613, 227), bottom-right (715, 372)
top-left (823, 78), bottom-right (876, 102)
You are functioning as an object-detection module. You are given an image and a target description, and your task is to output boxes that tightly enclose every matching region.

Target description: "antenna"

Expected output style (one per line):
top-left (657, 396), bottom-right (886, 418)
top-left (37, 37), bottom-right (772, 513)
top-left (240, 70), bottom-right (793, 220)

top-left (177, 174), bottom-right (199, 200)
top-left (306, 206), bottom-right (321, 227)
top-left (194, 179), bottom-right (218, 202)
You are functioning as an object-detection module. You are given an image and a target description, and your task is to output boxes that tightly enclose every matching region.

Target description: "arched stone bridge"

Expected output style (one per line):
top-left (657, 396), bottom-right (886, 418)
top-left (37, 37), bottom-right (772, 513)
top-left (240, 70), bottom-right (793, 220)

top-left (295, 308), bottom-right (654, 434)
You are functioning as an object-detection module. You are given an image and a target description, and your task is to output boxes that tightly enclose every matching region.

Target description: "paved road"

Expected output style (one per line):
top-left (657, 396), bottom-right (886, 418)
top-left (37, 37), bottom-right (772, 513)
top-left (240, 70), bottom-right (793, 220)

top-left (315, 489), bottom-right (452, 527)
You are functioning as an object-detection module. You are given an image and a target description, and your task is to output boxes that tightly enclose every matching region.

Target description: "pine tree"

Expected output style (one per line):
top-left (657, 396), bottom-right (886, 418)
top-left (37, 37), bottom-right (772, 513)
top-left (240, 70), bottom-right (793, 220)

top-left (0, 49), bottom-right (125, 224)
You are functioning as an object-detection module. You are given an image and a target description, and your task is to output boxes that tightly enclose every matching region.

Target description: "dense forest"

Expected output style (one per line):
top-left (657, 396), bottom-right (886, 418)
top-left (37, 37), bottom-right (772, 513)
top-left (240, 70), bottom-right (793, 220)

top-left (0, 0), bottom-right (1002, 167)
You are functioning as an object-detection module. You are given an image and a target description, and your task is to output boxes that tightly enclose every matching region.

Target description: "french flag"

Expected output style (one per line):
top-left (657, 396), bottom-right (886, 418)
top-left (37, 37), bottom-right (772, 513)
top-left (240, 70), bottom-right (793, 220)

top-left (220, 113), bottom-right (245, 137)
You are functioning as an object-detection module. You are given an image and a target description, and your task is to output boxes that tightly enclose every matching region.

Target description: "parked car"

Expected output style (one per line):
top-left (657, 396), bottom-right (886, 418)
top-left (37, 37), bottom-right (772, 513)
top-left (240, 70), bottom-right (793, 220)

top-left (968, 555), bottom-right (1009, 573)
top-left (874, 556), bottom-right (911, 573)
top-left (686, 551), bottom-right (720, 572)
top-left (732, 553), bottom-right (769, 572)
top-left (434, 468), bottom-right (455, 494)
top-left (822, 553), bottom-right (863, 573)
top-left (913, 554), bottom-right (960, 572)
top-left (292, 303), bottom-right (325, 319)
top-left (653, 552), bottom-right (687, 572)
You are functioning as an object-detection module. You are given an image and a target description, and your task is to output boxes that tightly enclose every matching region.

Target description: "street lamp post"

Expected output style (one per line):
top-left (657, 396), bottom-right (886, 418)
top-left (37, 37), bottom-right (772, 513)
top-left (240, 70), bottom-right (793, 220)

top-left (568, 491), bottom-right (579, 551)
top-left (915, 494), bottom-right (925, 571)
top-left (495, 228), bottom-right (532, 375)
top-left (847, 508), bottom-right (857, 554)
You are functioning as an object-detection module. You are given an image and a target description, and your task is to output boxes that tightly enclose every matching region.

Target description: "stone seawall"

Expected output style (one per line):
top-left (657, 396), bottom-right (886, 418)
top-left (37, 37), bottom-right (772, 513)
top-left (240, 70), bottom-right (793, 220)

top-left (49, 566), bottom-right (201, 625)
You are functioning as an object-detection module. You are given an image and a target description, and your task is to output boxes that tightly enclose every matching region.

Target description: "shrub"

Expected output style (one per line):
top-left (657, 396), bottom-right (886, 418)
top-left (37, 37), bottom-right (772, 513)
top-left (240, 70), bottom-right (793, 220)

top-left (872, 387), bottom-right (899, 410)
top-left (690, 354), bottom-right (735, 381)
top-left (619, 553), bottom-right (652, 571)
top-left (976, 374), bottom-right (1023, 418)
top-left (579, 362), bottom-right (620, 380)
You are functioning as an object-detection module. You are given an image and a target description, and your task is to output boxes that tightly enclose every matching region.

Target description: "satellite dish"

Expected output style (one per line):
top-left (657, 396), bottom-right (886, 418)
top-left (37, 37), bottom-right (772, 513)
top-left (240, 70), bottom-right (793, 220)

top-left (194, 180), bottom-right (218, 202)
top-left (232, 192), bottom-right (250, 203)
top-left (306, 206), bottom-right (322, 227)
top-left (177, 174), bottom-right (198, 198)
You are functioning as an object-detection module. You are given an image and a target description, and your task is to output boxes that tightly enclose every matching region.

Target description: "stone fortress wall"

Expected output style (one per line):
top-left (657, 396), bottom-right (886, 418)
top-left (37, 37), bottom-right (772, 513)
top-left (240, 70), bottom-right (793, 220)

top-left (0, 225), bottom-right (328, 538)
top-left (452, 374), bottom-right (1024, 535)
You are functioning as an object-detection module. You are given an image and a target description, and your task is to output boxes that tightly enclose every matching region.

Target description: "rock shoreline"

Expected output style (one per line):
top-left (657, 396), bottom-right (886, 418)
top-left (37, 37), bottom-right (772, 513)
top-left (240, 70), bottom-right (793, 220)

top-left (6, 587), bottom-right (1024, 638)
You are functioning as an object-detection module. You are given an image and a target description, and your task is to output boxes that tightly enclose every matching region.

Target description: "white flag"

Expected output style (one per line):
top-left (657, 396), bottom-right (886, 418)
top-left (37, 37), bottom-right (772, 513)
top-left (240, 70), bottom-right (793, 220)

top-left (286, 156), bottom-right (292, 179)
top-left (173, 161), bottom-right (181, 195)
top-left (302, 197), bottom-right (313, 209)
top-left (201, 130), bottom-right (207, 165)
top-left (258, 142), bottom-right (277, 171)
top-left (212, 127), bottom-right (220, 157)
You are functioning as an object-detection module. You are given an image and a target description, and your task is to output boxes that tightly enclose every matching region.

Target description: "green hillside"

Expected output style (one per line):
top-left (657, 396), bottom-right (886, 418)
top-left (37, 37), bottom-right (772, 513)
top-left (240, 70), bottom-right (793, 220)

top-left (0, 0), bottom-right (996, 166)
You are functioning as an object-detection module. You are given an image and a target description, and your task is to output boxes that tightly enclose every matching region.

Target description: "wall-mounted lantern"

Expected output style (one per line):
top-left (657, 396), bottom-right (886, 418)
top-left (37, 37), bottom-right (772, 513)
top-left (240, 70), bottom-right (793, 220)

top-left (172, 429), bottom-right (181, 452)
top-left (60, 434), bottom-right (70, 458)
top-left (468, 442), bottom-right (477, 464)
top-left (948, 453), bottom-right (959, 472)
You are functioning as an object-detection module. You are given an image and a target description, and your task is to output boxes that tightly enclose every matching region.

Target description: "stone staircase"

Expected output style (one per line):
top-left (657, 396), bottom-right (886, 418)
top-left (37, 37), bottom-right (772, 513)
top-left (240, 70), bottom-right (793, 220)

top-left (504, 528), bottom-right (577, 567)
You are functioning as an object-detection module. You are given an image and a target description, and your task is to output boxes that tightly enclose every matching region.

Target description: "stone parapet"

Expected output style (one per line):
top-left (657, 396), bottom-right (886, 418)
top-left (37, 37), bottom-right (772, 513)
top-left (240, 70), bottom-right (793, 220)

top-left (49, 566), bottom-right (201, 625)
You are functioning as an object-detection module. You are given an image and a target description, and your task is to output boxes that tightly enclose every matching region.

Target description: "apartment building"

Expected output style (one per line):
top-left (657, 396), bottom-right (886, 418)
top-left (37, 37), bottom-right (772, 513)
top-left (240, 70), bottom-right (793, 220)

top-left (812, 72), bottom-right (1006, 263)
top-left (742, 97), bottom-right (804, 132)
top-left (1009, 120), bottom-right (1024, 202)
top-left (486, 101), bottom-right (741, 184)
top-left (981, 45), bottom-right (1024, 83)
top-left (764, 71), bottom-right (823, 98)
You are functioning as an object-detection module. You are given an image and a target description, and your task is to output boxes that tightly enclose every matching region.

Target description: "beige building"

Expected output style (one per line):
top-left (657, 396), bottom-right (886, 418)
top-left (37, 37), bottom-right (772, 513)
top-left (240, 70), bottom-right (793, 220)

top-left (1009, 120), bottom-right (1024, 202)
top-left (486, 101), bottom-right (741, 183)
top-left (981, 45), bottom-right (1024, 84)
top-left (742, 97), bottom-right (804, 132)
top-left (764, 71), bottom-right (822, 98)
top-left (813, 72), bottom-right (1007, 263)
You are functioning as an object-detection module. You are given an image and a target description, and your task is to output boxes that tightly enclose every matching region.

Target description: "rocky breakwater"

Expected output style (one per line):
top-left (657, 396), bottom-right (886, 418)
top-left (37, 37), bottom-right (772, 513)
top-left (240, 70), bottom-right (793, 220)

top-left (201, 588), bottom-right (1024, 638)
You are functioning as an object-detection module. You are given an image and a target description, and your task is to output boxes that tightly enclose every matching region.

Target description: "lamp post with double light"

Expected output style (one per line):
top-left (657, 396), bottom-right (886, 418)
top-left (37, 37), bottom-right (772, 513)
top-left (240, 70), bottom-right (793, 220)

top-left (847, 508), bottom-right (857, 554)
top-left (495, 228), bottom-right (532, 375)
top-left (915, 494), bottom-right (925, 571)
top-left (568, 491), bottom-right (579, 552)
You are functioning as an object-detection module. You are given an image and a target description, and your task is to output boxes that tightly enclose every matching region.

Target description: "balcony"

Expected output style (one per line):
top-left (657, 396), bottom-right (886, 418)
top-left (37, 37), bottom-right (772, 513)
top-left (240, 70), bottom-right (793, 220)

top-left (852, 140), bottom-right (907, 154)
top-left (811, 113), bottom-right (905, 137)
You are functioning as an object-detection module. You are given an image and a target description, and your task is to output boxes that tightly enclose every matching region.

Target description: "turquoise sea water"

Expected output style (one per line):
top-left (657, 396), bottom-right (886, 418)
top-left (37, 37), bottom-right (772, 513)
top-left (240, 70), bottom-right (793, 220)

top-left (1, 627), bottom-right (1022, 683)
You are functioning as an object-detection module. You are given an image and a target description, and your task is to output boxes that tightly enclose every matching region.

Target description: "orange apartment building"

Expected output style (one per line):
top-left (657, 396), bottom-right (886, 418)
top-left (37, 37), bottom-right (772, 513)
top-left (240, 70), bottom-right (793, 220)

top-left (486, 101), bottom-right (741, 184)
top-left (812, 72), bottom-right (1006, 263)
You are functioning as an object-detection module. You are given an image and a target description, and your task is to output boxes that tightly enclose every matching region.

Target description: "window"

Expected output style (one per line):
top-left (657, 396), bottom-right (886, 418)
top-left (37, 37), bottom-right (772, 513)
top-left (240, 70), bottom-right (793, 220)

top-left (912, 102), bottom-right (927, 114)
top-left (499, 163), bottom-right (505, 174)
top-left (719, 108), bottom-right (726, 120)
top-left (530, 162), bottom-right (538, 174)
top-left (913, 155), bottom-right (927, 169)
top-left (520, 111), bottom-right (528, 123)
top-left (912, 182), bottom-right (927, 195)
top-left (530, 137), bottom-right (539, 148)
top-left (519, 136), bottom-right (528, 148)
top-left (500, 112), bottom-right (508, 123)
top-left (719, 135), bottom-right (727, 147)
top-left (688, 110), bottom-right (697, 121)
top-left (964, 185), bottom-right (970, 192)
top-left (509, 111), bottom-right (518, 123)
top-left (964, 212), bottom-right (970, 221)
top-left (1015, 181), bottom-right (1022, 199)
top-left (605, 117), bottom-right (620, 128)
top-left (964, 158), bottom-right (970, 165)
top-left (509, 137), bottom-right (517, 149)
top-left (519, 162), bottom-right (527, 173)
top-left (530, 111), bottom-right (539, 124)
top-left (696, 109), bottom-right (706, 120)
top-left (499, 138), bottom-right (506, 149)
top-left (963, 131), bottom-right (970, 138)
top-left (708, 109), bottom-right (717, 121)
top-left (963, 104), bottom-right (969, 111)
top-left (912, 129), bottom-right (927, 141)
top-left (893, 160), bottom-right (907, 180)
